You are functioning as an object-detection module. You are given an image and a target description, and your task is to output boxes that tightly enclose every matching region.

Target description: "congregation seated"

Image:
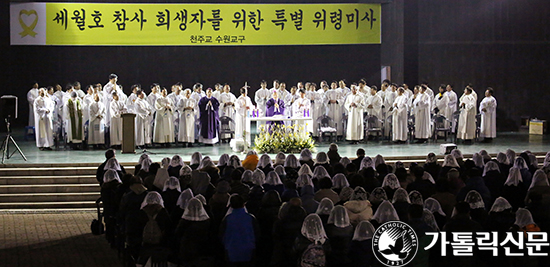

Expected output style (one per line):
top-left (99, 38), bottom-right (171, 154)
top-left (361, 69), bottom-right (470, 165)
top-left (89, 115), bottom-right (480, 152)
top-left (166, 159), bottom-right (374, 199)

top-left (96, 148), bottom-right (550, 267)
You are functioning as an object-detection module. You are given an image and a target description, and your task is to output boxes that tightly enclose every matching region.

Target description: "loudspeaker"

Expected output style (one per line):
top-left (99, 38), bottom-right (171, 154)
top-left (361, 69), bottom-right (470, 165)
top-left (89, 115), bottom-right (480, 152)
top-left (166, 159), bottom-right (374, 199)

top-left (0, 95), bottom-right (18, 119)
top-left (440, 143), bottom-right (457, 155)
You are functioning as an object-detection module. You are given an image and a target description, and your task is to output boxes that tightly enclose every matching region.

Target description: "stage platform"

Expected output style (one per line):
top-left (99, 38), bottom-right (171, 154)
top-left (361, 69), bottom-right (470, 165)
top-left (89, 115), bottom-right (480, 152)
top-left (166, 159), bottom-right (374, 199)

top-left (1, 130), bottom-right (548, 210)
top-left (1, 131), bottom-right (549, 165)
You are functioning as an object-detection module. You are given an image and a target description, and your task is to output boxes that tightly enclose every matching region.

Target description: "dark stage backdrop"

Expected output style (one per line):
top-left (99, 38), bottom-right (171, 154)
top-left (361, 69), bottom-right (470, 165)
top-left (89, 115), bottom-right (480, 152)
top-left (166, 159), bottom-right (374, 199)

top-left (413, 0), bottom-right (550, 131)
top-left (2, 0), bottom-right (549, 131)
top-left (0, 0), bottom-right (381, 128)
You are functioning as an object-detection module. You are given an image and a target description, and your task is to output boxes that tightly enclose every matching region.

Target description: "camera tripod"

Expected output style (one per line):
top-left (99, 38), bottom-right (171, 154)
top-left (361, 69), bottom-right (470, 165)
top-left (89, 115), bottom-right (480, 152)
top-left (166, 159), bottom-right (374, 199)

top-left (1, 118), bottom-right (27, 164)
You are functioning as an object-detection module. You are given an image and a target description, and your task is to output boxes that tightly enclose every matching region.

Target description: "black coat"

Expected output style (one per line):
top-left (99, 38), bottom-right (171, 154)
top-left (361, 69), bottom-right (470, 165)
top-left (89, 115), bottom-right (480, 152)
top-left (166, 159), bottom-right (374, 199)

top-left (325, 224), bottom-right (354, 267)
top-left (174, 219), bottom-right (211, 263)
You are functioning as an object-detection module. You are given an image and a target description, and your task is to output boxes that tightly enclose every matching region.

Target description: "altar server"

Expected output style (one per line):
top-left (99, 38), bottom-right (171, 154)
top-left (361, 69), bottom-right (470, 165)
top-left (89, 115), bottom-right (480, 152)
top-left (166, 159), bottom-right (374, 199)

top-left (135, 90), bottom-right (151, 148)
top-left (64, 91), bottom-right (84, 148)
top-left (198, 88), bottom-right (220, 144)
top-left (110, 91), bottom-right (126, 147)
top-left (345, 85), bottom-right (365, 143)
top-left (153, 88), bottom-right (175, 145)
top-left (457, 87), bottom-right (477, 142)
top-left (33, 88), bottom-right (54, 150)
top-left (177, 89), bottom-right (196, 146)
top-left (413, 85), bottom-right (431, 142)
top-left (27, 82), bottom-right (39, 127)
top-left (479, 87), bottom-right (497, 142)
top-left (392, 88), bottom-right (409, 143)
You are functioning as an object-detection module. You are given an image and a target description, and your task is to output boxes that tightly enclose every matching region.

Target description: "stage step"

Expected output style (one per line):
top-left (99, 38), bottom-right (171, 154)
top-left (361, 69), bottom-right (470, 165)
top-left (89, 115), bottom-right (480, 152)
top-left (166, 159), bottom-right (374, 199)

top-left (0, 184), bottom-right (100, 193)
top-left (0, 153), bottom-right (545, 210)
top-left (0, 175), bottom-right (98, 185)
top-left (0, 201), bottom-right (98, 209)
top-left (0, 192), bottom-right (99, 202)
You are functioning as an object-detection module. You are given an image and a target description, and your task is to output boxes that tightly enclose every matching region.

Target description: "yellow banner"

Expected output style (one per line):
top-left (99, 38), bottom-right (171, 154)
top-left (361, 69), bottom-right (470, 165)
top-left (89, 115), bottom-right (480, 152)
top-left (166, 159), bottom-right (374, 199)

top-left (11, 2), bottom-right (381, 45)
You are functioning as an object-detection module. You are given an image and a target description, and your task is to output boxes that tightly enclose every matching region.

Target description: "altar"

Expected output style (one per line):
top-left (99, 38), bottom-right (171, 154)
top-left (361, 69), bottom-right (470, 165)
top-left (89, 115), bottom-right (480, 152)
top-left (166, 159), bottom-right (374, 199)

top-left (244, 116), bottom-right (314, 145)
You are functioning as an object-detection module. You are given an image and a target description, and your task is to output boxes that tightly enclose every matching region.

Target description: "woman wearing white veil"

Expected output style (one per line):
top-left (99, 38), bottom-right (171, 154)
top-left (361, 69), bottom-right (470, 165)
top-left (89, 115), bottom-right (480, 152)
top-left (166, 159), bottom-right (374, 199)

top-left (359, 156), bottom-right (374, 170)
top-left (174, 197), bottom-right (211, 264)
top-left (136, 153), bottom-right (152, 174)
top-left (502, 167), bottom-right (526, 211)
top-left (315, 197), bottom-right (334, 226)
top-left (274, 152), bottom-right (286, 166)
top-left (252, 169), bottom-right (266, 186)
top-left (190, 152), bottom-right (202, 170)
top-left (525, 169), bottom-right (550, 205)
top-left (298, 164), bottom-right (313, 178)
top-left (370, 200), bottom-right (399, 228)
top-left (294, 214), bottom-right (330, 259)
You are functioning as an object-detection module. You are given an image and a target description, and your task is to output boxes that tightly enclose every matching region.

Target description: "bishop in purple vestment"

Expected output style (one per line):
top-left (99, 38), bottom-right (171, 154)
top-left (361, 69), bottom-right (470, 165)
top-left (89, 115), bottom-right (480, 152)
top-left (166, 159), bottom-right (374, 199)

top-left (266, 90), bottom-right (285, 126)
top-left (198, 88), bottom-right (220, 144)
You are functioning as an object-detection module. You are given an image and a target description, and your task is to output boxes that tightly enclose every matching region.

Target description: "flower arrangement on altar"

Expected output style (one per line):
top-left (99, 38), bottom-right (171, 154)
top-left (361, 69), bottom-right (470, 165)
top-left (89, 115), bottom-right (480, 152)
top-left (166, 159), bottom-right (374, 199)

top-left (253, 124), bottom-right (316, 154)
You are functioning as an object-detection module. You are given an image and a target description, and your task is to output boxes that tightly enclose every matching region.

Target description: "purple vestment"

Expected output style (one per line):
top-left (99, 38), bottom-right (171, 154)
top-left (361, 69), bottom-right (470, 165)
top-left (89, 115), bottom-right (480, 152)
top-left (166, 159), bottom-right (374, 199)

top-left (198, 96), bottom-right (219, 140)
top-left (266, 98), bottom-right (285, 125)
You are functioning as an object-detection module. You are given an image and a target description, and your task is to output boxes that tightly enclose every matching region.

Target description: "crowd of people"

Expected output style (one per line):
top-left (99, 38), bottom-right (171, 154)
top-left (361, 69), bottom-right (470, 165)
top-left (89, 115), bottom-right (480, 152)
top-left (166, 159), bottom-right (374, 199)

top-left (96, 145), bottom-right (550, 267)
top-left (28, 75), bottom-right (497, 150)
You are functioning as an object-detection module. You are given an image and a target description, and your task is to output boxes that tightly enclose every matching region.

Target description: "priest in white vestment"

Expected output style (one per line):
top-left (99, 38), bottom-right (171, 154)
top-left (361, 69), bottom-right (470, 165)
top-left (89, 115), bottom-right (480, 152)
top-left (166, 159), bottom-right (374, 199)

top-left (135, 91), bottom-right (151, 147)
top-left (146, 84), bottom-right (160, 144)
top-left (33, 89), bottom-right (54, 150)
top-left (255, 80), bottom-right (270, 121)
top-left (292, 88), bottom-right (312, 131)
top-left (391, 88), bottom-right (409, 143)
top-left (458, 87), bottom-right (477, 142)
top-left (309, 83), bottom-right (325, 137)
top-left (212, 83), bottom-right (223, 100)
top-left (220, 85), bottom-right (236, 119)
top-left (444, 84), bottom-right (458, 130)
top-left (325, 84), bottom-right (344, 136)
top-left (235, 87), bottom-right (255, 139)
top-left (479, 88), bottom-right (497, 141)
top-left (345, 86), bottom-right (365, 143)
top-left (81, 86), bottom-right (95, 142)
top-left (110, 92), bottom-right (126, 147)
top-left (27, 83), bottom-right (39, 127)
top-left (64, 91), bottom-right (84, 148)
top-left (102, 74), bottom-right (120, 128)
top-left (176, 89), bottom-right (196, 146)
top-left (433, 85), bottom-right (449, 117)
top-left (365, 86), bottom-right (383, 119)
top-left (153, 89), bottom-right (175, 145)
top-left (88, 94), bottom-right (106, 147)
top-left (219, 85), bottom-right (236, 140)
top-left (413, 86), bottom-right (431, 142)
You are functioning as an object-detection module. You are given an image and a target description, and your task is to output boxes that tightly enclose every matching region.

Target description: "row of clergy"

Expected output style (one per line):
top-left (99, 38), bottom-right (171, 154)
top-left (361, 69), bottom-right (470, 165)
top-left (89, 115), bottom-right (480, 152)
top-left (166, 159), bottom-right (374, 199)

top-left (28, 76), bottom-right (497, 149)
